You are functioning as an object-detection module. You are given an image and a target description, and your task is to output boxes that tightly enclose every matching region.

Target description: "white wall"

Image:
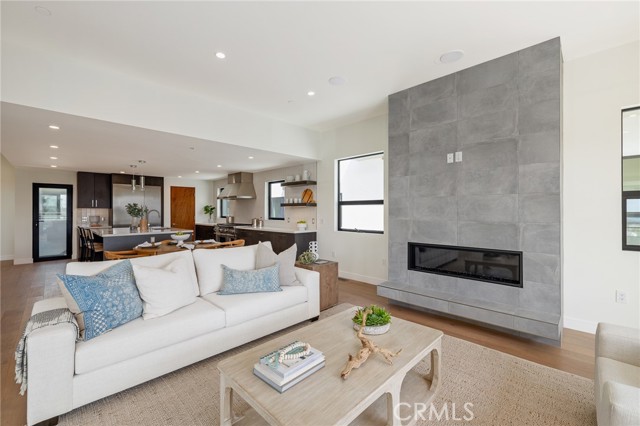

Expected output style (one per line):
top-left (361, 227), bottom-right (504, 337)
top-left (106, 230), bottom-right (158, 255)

top-left (563, 41), bottom-right (640, 332)
top-left (211, 163), bottom-right (318, 229)
top-left (316, 114), bottom-right (389, 285)
top-left (13, 167), bottom-right (77, 264)
top-left (163, 178), bottom-right (215, 228)
top-left (1, 155), bottom-right (16, 261)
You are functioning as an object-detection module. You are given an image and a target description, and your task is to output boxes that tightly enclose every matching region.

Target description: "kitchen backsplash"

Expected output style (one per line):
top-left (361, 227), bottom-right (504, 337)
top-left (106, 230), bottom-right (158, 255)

top-left (77, 208), bottom-right (111, 227)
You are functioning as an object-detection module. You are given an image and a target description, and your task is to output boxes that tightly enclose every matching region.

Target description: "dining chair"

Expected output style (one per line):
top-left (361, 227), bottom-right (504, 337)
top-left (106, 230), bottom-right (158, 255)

top-left (104, 250), bottom-right (156, 260)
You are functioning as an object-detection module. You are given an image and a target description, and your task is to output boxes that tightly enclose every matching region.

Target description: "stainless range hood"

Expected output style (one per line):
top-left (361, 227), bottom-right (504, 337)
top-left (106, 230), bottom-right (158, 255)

top-left (217, 172), bottom-right (257, 199)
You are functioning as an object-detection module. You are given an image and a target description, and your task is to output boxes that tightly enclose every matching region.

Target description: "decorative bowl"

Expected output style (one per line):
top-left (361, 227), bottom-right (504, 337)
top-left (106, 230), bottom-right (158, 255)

top-left (171, 233), bottom-right (190, 242)
top-left (353, 323), bottom-right (390, 335)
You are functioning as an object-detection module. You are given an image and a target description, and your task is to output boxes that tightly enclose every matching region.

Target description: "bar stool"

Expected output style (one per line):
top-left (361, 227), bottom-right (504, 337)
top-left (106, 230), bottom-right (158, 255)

top-left (77, 227), bottom-right (88, 261)
top-left (83, 228), bottom-right (104, 262)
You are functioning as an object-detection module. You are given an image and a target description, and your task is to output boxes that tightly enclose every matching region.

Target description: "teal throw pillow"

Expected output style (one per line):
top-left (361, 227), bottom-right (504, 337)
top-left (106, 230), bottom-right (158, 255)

top-left (218, 264), bottom-right (281, 295)
top-left (57, 260), bottom-right (143, 340)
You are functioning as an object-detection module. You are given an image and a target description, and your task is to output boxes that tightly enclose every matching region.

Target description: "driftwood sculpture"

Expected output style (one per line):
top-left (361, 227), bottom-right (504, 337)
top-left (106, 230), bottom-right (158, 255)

top-left (340, 308), bottom-right (402, 379)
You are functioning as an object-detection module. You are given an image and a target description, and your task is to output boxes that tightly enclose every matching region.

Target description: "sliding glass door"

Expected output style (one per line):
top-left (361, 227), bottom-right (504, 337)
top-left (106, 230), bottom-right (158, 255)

top-left (32, 183), bottom-right (73, 262)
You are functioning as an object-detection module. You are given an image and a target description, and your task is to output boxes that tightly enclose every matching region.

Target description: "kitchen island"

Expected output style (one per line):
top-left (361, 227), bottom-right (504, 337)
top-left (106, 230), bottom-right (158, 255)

top-left (91, 227), bottom-right (192, 251)
top-left (235, 226), bottom-right (316, 257)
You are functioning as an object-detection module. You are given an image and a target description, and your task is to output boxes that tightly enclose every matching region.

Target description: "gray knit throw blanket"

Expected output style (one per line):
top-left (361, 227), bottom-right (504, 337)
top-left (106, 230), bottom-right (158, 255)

top-left (15, 308), bottom-right (79, 395)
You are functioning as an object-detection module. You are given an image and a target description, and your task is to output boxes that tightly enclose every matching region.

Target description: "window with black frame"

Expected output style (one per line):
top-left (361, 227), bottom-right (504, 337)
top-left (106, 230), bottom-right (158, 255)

top-left (622, 106), bottom-right (640, 250)
top-left (268, 180), bottom-right (284, 220)
top-left (337, 152), bottom-right (384, 233)
top-left (218, 188), bottom-right (230, 219)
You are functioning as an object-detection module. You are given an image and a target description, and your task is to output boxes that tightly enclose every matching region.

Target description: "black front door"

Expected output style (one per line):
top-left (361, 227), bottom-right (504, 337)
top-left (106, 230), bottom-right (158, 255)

top-left (32, 183), bottom-right (73, 262)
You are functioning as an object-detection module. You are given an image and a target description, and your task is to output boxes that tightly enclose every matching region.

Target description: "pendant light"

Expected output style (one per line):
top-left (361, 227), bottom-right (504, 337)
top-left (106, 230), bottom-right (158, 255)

top-left (130, 164), bottom-right (137, 192)
top-left (138, 160), bottom-right (146, 192)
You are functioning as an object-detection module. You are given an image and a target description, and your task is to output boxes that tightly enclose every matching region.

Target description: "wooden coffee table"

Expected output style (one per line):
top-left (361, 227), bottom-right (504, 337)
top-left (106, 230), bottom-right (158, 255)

top-left (217, 307), bottom-right (442, 426)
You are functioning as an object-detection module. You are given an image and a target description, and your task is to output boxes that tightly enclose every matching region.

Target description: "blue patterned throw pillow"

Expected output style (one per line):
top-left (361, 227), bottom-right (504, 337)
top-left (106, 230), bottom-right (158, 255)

top-left (57, 260), bottom-right (143, 340)
top-left (218, 264), bottom-right (281, 295)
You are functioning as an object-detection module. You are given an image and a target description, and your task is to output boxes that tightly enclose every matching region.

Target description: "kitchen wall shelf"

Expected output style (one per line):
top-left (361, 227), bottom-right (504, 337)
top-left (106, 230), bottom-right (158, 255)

top-left (281, 180), bottom-right (317, 187)
top-left (282, 202), bottom-right (317, 207)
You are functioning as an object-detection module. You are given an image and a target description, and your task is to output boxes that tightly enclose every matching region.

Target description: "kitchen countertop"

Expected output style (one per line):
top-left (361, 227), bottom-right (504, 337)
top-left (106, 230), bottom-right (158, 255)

top-left (91, 227), bottom-right (192, 237)
top-left (234, 226), bottom-right (316, 234)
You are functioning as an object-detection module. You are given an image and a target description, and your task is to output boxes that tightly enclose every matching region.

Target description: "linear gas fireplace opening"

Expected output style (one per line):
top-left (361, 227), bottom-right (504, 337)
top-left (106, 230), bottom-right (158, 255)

top-left (408, 242), bottom-right (523, 288)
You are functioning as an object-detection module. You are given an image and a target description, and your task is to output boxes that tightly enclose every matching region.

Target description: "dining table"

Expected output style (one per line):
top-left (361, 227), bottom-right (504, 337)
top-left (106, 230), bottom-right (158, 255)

top-left (132, 240), bottom-right (241, 256)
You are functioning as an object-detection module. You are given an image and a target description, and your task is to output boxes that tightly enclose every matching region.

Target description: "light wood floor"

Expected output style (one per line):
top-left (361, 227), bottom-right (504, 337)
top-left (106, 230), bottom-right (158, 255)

top-left (0, 260), bottom-right (595, 426)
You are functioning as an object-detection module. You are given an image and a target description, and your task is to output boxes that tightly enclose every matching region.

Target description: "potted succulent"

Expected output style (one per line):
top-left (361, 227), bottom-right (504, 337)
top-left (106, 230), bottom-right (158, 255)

top-left (352, 305), bottom-right (392, 335)
top-left (297, 220), bottom-right (307, 231)
top-left (203, 205), bottom-right (216, 223)
top-left (297, 250), bottom-right (318, 265)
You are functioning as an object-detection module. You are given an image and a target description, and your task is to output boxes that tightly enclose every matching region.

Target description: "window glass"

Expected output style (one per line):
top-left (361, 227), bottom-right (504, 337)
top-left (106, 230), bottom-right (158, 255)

top-left (337, 152), bottom-right (384, 233)
top-left (218, 188), bottom-right (230, 218)
top-left (622, 107), bottom-right (640, 250)
top-left (268, 181), bottom-right (284, 220)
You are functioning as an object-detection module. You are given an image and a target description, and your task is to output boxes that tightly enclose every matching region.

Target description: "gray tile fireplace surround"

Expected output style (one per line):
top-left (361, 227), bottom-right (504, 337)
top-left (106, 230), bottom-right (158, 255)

top-left (379, 38), bottom-right (562, 344)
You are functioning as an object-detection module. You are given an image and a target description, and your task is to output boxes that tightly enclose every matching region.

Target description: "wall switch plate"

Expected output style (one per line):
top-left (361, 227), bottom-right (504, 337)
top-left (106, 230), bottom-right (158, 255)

top-left (311, 218), bottom-right (315, 225)
top-left (455, 151), bottom-right (462, 162)
top-left (447, 153), bottom-right (454, 164)
top-left (616, 290), bottom-right (627, 304)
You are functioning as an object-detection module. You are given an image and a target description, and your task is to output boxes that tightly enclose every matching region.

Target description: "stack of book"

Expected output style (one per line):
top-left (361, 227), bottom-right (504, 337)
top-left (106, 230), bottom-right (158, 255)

top-left (253, 343), bottom-right (325, 393)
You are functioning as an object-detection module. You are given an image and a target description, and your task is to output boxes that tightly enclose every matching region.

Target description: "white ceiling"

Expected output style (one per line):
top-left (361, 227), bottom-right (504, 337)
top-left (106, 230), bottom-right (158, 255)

top-left (1, 1), bottom-right (638, 177)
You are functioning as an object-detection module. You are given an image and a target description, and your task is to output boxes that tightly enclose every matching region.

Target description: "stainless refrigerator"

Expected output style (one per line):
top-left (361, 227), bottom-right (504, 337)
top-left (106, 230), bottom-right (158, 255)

top-left (112, 184), bottom-right (162, 227)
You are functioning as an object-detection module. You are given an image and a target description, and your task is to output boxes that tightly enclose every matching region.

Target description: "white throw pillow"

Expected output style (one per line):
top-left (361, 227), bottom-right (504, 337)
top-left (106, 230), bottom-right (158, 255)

top-left (132, 257), bottom-right (197, 320)
top-left (255, 242), bottom-right (300, 286)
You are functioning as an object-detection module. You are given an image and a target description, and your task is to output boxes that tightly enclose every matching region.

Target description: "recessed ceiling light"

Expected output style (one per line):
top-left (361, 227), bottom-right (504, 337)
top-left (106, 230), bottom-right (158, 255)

top-left (195, 171), bottom-right (200, 174)
top-left (217, 165), bottom-right (222, 168)
top-left (50, 156), bottom-right (58, 160)
top-left (328, 76), bottom-right (347, 86)
top-left (48, 125), bottom-right (60, 130)
top-left (307, 91), bottom-right (315, 97)
top-left (120, 171), bottom-right (125, 174)
top-left (215, 52), bottom-right (226, 59)
top-left (439, 50), bottom-right (465, 64)
top-left (35, 6), bottom-right (51, 16)
top-left (178, 175), bottom-right (182, 178)
top-left (248, 156), bottom-right (254, 159)
top-left (49, 145), bottom-right (59, 149)
top-left (50, 165), bottom-right (57, 168)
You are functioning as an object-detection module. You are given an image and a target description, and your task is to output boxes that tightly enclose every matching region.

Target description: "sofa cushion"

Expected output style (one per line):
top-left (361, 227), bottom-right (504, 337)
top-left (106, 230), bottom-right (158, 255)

top-left (202, 285), bottom-right (308, 327)
top-left (218, 264), bottom-right (281, 295)
top-left (75, 298), bottom-right (225, 374)
top-left (193, 244), bottom-right (261, 295)
top-left (133, 257), bottom-right (197, 319)
top-left (57, 260), bottom-right (142, 341)
top-left (255, 242), bottom-right (300, 286)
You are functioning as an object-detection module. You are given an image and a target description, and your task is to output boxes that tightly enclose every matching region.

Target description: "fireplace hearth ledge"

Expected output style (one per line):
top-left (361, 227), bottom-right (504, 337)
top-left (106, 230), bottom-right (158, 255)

top-left (379, 281), bottom-right (561, 343)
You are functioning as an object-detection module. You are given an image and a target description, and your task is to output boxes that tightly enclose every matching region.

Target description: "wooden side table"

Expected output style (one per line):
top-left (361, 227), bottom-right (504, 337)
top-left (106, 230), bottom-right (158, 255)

top-left (295, 260), bottom-right (338, 311)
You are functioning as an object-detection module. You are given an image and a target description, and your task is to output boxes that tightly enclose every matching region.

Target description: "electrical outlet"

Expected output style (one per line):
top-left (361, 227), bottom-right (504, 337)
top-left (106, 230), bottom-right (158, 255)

top-left (446, 153), bottom-right (454, 164)
top-left (455, 151), bottom-right (462, 162)
top-left (616, 290), bottom-right (627, 304)
top-left (287, 217), bottom-right (290, 223)
top-left (312, 218), bottom-right (315, 225)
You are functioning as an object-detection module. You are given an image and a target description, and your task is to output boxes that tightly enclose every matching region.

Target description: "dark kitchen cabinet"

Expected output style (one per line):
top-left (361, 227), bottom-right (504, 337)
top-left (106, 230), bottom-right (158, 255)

top-left (235, 229), bottom-right (316, 258)
top-left (195, 224), bottom-right (216, 240)
top-left (77, 172), bottom-right (112, 208)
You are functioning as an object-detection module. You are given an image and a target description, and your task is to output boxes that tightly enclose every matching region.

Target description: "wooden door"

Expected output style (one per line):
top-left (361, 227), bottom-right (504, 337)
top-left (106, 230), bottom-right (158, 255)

top-left (170, 186), bottom-right (195, 231)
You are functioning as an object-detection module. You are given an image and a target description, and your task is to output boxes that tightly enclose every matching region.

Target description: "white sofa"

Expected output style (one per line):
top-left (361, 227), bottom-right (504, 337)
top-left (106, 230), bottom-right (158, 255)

top-left (25, 244), bottom-right (320, 426)
top-left (595, 323), bottom-right (640, 426)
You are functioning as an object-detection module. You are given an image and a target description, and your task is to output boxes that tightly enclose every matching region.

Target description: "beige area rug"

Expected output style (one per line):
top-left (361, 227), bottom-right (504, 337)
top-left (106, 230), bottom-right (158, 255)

top-left (59, 304), bottom-right (595, 426)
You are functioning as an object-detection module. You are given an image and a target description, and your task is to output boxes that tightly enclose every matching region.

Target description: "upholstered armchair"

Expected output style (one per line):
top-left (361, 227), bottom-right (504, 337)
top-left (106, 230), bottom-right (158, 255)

top-left (595, 323), bottom-right (640, 426)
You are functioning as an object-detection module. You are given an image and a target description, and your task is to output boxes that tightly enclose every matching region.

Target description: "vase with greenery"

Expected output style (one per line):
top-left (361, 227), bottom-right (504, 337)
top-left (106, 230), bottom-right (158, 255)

top-left (125, 203), bottom-right (146, 231)
top-left (297, 220), bottom-right (307, 230)
top-left (352, 305), bottom-right (392, 335)
top-left (204, 205), bottom-right (216, 223)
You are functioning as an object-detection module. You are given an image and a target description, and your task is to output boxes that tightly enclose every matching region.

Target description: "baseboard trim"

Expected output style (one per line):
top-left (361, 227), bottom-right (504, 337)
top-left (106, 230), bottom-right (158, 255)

top-left (339, 271), bottom-right (384, 286)
top-left (14, 258), bottom-right (33, 265)
top-left (564, 316), bottom-right (597, 334)
top-left (0, 254), bottom-right (14, 261)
